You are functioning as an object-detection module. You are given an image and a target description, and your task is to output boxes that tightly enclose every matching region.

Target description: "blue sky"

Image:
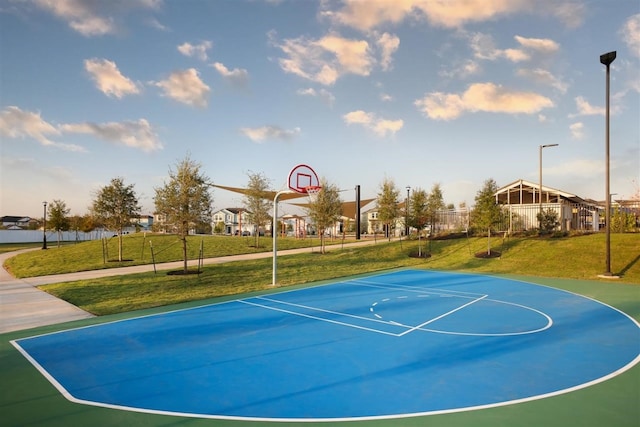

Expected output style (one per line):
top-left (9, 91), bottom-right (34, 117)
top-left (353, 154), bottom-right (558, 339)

top-left (1, 0), bottom-right (638, 218)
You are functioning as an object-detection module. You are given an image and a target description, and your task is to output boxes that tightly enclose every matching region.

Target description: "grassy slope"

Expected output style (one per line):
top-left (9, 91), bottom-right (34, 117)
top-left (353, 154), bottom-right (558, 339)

top-left (32, 233), bottom-right (639, 316)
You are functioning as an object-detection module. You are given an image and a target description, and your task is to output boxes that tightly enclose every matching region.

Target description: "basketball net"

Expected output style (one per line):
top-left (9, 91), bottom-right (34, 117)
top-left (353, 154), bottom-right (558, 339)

top-left (305, 185), bottom-right (322, 203)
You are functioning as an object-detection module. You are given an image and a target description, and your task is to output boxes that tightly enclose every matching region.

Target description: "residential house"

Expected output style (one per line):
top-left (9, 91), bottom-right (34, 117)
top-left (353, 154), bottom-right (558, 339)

top-left (212, 208), bottom-right (256, 235)
top-left (1, 216), bottom-right (33, 229)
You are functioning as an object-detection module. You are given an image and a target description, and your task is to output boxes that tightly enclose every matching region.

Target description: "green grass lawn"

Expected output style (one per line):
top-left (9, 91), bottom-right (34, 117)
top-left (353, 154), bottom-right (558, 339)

top-left (33, 232), bottom-right (639, 316)
top-left (3, 233), bottom-right (353, 277)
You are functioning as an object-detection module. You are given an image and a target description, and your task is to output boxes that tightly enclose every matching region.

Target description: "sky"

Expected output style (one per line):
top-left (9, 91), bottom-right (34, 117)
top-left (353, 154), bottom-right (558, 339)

top-left (1, 0), bottom-right (639, 219)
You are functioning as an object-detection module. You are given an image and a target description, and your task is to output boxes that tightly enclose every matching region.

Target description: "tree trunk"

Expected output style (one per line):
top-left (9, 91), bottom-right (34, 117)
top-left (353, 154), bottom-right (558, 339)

top-left (487, 228), bottom-right (491, 255)
top-left (182, 235), bottom-right (188, 273)
top-left (118, 232), bottom-right (123, 261)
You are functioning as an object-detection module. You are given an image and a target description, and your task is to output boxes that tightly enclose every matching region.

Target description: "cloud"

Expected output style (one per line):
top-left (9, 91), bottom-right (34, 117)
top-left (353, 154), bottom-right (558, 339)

top-left (0, 106), bottom-right (85, 152)
top-left (60, 119), bottom-right (163, 152)
top-left (469, 33), bottom-right (559, 63)
top-left (30, 0), bottom-right (161, 37)
top-left (152, 69), bottom-right (210, 108)
top-left (517, 68), bottom-right (568, 93)
top-left (376, 32), bottom-right (400, 71)
top-left (440, 60), bottom-right (481, 79)
top-left (569, 122), bottom-right (584, 139)
top-left (296, 87), bottom-right (336, 105)
top-left (269, 31), bottom-right (377, 85)
top-left (620, 14), bottom-right (640, 58)
top-left (572, 96), bottom-right (605, 116)
top-left (178, 41), bottom-right (213, 61)
top-left (514, 35), bottom-right (560, 54)
top-left (240, 126), bottom-right (301, 143)
top-left (211, 62), bottom-right (249, 88)
top-left (414, 82), bottom-right (554, 120)
top-left (343, 110), bottom-right (404, 137)
top-left (84, 58), bottom-right (140, 98)
top-left (326, 0), bottom-right (585, 31)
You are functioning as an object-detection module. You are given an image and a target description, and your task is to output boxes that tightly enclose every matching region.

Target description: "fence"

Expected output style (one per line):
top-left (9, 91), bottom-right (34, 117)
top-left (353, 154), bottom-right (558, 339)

top-left (0, 229), bottom-right (109, 244)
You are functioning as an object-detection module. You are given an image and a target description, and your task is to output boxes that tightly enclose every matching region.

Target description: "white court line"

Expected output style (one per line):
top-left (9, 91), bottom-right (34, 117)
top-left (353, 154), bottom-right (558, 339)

top-left (398, 294), bottom-right (488, 337)
top-left (238, 299), bottom-right (402, 336)
top-left (348, 279), bottom-right (486, 299)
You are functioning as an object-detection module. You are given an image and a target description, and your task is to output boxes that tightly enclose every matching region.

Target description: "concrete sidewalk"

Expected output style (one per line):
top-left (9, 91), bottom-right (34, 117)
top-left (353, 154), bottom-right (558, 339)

top-left (0, 240), bottom-right (378, 334)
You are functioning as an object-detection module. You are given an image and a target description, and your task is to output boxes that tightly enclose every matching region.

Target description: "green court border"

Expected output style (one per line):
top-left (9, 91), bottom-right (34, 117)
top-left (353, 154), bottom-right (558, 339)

top-left (2, 270), bottom-right (638, 427)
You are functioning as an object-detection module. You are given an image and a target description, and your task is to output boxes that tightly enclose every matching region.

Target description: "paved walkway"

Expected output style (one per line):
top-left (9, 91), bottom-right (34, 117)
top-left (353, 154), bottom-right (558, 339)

top-left (0, 240), bottom-right (379, 334)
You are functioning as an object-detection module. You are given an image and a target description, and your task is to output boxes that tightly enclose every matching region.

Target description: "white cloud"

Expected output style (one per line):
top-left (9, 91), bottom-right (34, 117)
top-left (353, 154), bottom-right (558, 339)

top-left (270, 31), bottom-right (380, 85)
top-left (211, 62), bottom-right (249, 88)
top-left (240, 126), bottom-right (301, 143)
top-left (153, 69), bottom-right (210, 108)
top-left (517, 68), bottom-right (568, 93)
top-left (178, 41), bottom-right (213, 61)
top-left (620, 14), bottom-right (640, 58)
top-left (296, 87), bottom-right (336, 105)
top-left (414, 82), bottom-right (554, 120)
top-left (572, 96), bottom-right (605, 116)
top-left (376, 32), bottom-right (400, 71)
top-left (343, 110), bottom-right (403, 137)
top-left (60, 119), bottom-right (163, 152)
top-left (440, 60), bottom-right (481, 79)
top-left (30, 0), bottom-right (161, 37)
top-left (0, 106), bottom-right (85, 152)
top-left (514, 35), bottom-right (560, 53)
top-left (569, 122), bottom-right (584, 139)
top-left (84, 58), bottom-right (140, 98)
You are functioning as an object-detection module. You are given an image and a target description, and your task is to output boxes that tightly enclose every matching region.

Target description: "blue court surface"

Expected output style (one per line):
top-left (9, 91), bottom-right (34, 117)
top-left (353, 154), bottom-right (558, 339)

top-left (12, 270), bottom-right (640, 422)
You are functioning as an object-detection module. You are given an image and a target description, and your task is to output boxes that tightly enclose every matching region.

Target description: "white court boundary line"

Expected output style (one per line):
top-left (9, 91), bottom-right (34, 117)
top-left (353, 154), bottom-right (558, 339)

top-left (9, 269), bottom-right (639, 423)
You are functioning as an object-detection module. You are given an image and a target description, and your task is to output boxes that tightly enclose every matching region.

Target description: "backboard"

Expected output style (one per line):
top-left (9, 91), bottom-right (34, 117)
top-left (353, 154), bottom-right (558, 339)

top-left (287, 164), bottom-right (319, 194)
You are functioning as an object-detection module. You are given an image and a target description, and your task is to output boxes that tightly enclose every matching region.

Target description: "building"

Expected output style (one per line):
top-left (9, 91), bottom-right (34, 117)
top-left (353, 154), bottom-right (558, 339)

top-left (494, 179), bottom-right (601, 233)
top-left (212, 208), bottom-right (256, 235)
top-left (0, 216), bottom-right (34, 229)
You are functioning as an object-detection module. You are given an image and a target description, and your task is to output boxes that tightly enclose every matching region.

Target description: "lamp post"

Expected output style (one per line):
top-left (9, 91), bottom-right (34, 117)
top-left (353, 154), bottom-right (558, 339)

top-left (42, 201), bottom-right (47, 250)
top-left (600, 50), bottom-right (616, 277)
top-left (539, 144), bottom-right (558, 231)
top-left (405, 186), bottom-right (411, 237)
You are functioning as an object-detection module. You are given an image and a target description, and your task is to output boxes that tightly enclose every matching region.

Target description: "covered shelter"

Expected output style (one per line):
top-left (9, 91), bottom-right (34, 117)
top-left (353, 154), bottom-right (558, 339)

top-left (494, 179), bottom-right (600, 233)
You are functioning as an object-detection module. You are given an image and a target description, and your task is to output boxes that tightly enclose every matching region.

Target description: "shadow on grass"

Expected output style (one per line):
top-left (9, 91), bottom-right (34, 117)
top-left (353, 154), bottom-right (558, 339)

top-left (618, 253), bottom-right (640, 278)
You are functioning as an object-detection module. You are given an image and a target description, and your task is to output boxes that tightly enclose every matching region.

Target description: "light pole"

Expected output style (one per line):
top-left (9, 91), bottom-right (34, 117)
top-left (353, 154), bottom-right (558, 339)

top-left (600, 50), bottom-right (616, 277)
top-left (42, 201), bottom-right (48, 250)
top-left (405, 186), bottom-right (411, 236)
top-left (539, 144), bottom-right (558, 231)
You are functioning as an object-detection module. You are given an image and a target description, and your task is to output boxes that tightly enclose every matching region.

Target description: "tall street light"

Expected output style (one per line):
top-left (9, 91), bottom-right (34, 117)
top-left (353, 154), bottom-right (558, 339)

top-left (600, 50), bottom-right (616, 277)
top-left (42, 201), bottom-right (48, 250)
top-left (405, 186), bottom-right (411, 236)
top-left (539, 144), bottom-right (558, 231)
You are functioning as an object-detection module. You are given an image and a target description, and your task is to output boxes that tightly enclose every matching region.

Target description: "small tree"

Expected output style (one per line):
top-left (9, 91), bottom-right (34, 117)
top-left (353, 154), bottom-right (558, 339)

top-left (92, 177), bottom-right (141, 261)
top-left (305, 178), bottom-right (343, 253)
top-left (408, 188), bottom-right (429, 255)
top-left (426, 183), bottom-right (445, 235)
top-left (243, 171), bottom-right (273, 247)
top-left (471, 178), bottom-right (502, 255)
top-left (48, 199), bottom-right (70, 247)
top-left (377, 178), bottom-right (400, 241)
top-left (154, 156), bottom-right (213, 273)
top-left (536, 208), bottom-right (560, 234)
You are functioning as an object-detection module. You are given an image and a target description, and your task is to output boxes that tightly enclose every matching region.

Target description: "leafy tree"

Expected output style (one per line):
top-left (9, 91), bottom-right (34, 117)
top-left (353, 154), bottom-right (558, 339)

top-left (243, 171), bottom-right (273, 247)
top-left (154, 156), bottom-right (213, 273)
top-left (536, 208), bottom-right (560, 234)
top-left (426, 183), bottom-right (445, 234)
top-left (611, 207), bottom-right (636, 233)
top-left (408, 188), bottom-right (429, 256)
top-left (305, 178), bottom-right (343, 253)
top-left (471, 178), bottom-right (502, 255)
top-left (92, 177), bottom-right (141, 261)
top-left (48, 200), bottom-right (70, 247)
top-left (376, 178), bottom-right (400, 241)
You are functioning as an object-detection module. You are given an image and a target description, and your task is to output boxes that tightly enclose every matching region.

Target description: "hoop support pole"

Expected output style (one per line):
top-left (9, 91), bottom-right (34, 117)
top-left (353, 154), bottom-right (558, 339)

top-left (273, 189), bottom-right (294, 286)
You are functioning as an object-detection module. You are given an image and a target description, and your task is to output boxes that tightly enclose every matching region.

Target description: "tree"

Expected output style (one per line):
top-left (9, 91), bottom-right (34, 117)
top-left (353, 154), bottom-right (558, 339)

top-left (426, 183), bottom-right (445, 235)
top-left (408, 188), bottom-right (429, 256)
top-left (537, 208), bottom-right (560, 234)
top-left (305, 178), bottom-right (343, 253)
top-left (471, 178), bottom-right (502, 255)
top-left (376, 178), bottom-right (400, 241)
top-left (92, 177), bottom-right (141, 261)
top-left (243, 171), bottom-right (273, 247)
top-left (48, 199), bottom-right (70, 247)
top-left (154, 156), bottom-right (213, 273)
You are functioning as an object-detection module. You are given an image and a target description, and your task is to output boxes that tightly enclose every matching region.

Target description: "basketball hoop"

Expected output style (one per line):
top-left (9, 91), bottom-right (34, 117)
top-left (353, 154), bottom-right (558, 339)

top-left (305, 185), bottom-right (322, 203)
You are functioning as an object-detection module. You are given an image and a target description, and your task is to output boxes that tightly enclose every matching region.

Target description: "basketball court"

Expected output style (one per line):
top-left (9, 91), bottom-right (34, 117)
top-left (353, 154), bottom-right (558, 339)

top-left (11, 269), bottom-right (640, 422)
